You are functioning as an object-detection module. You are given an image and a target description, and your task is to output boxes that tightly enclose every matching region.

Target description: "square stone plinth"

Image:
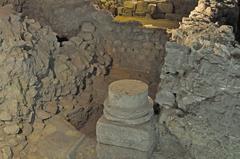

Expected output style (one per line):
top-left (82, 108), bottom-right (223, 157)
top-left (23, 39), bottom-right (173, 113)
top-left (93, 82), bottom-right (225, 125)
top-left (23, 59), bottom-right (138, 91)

top-left (96, 116), bottom-right (157, 152)
top-left (96, 143), bottom-right (152, 159)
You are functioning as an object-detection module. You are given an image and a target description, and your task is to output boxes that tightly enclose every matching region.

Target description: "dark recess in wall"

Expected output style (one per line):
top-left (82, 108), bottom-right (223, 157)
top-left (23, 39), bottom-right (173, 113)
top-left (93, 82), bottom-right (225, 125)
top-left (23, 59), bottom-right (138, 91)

top-left (56, 35), bottom-right (69, 47)
top-left (237, 1), bottom-right (240, 42)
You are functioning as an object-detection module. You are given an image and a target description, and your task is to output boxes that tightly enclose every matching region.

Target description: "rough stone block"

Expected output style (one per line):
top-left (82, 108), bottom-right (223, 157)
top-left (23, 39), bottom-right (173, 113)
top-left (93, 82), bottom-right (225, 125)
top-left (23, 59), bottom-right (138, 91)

top-left (124, 1), bottom-right (136, 9)
top-left (157, 2), bottom-right (173, 13)
top-left (96, 116), bottom-right (157, 152)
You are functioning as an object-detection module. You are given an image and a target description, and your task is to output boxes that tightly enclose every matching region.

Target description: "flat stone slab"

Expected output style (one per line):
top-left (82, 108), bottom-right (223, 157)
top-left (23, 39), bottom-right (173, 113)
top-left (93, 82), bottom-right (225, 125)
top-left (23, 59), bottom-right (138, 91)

top-left (96, 116), bottom-right (157, 152)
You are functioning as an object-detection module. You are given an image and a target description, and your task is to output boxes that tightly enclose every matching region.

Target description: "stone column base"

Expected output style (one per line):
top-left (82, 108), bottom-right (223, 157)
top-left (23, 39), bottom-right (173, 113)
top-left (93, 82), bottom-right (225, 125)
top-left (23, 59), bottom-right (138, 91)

top-left (96, 116), bottom-right (157, 152)
top-left (96, 143), bottom-right (152, 159)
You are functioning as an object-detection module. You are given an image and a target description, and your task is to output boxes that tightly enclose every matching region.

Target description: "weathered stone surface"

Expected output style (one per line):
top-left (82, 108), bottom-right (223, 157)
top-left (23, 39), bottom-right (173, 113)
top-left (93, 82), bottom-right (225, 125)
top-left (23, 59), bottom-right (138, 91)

top-left (157, 40), bottom-right (240, 159)
top-left (0, 111), bottom-right (12, 121)
top-left (104, 79), bottom-right (153, 124)
top-left (81, 22), bottom-right (96, 33)
top-left (156, 1), bottom-right (240, 158)
top-left (96, 116), bottom-right (157, 152)
top-left (97, 80), bottom-right (157, 154)
top-left (22, 123), bottom-right (33, 136)
top-left (3, 124), bottom-right (20, 135)
top-left (9, 0), bottom-right (167, 76)
top-left (157, 2), bottom-right (173, 14)
top-left (0, 4), bottom-right (114, 158)
top-left (36, 110), bottom-right (52, 120)
top-left (26, 116), bottom-right (85, 159)
top-left (0, 1), bottom-right (238, 159)
top-left (1, 146), bottom-right (13, 159)
top-left (96, 143), bottom-right (152, 159)
top-left (44, 101), bottom-right (58, 115)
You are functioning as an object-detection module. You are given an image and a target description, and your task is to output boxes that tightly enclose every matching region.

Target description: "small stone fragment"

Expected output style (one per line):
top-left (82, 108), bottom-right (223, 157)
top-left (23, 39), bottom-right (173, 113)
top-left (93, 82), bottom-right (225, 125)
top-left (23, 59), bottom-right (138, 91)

top-left (97, 80), bottom-right (156, 153)
top-left (45, 101), bottom-right (58, 115)
top-left (0, 111), bottom-right (12, 121)
top-left (37, 110), bottom-right (52, 120)
top-left (3, 124), bottom-right (20, 135)
top-left (22, 123), bottom-right (33, 136)
top-left (1, 146), bottom-right (13, 159)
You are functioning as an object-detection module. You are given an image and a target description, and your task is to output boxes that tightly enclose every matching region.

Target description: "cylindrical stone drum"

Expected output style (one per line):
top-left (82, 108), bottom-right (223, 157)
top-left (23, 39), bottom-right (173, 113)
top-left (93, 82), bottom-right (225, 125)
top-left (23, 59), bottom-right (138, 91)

top-left (103, 79), bottom-right (153, 124)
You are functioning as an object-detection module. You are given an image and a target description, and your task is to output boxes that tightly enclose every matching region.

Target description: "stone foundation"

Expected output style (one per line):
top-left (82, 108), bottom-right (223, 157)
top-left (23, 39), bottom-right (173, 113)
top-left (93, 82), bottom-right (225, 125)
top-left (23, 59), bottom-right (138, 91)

top-left (96, 79), bottom-right (157, 156)
top-left (97, 116), bottom-right (156, 152)
top-left (96, 143), bottom-right (151, 159)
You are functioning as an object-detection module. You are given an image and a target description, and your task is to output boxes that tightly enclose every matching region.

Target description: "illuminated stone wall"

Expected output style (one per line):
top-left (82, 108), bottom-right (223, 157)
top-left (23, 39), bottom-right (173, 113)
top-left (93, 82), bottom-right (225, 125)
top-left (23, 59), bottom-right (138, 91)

top-left (156, 0), bottom-right (240, 158)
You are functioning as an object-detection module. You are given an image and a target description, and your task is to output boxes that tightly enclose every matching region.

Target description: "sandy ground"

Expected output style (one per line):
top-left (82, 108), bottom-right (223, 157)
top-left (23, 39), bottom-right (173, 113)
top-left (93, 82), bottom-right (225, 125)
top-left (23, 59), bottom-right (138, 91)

top-left (114, 16), bottom-right (179, 29)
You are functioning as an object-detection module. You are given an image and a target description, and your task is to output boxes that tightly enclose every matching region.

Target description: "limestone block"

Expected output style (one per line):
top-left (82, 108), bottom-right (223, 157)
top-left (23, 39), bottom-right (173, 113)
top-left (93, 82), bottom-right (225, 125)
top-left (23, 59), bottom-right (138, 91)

top-left (205, 7), bottom-right (214, 17)
top-left (123, 8), bottom-right (134, 16)
top-left (0, 111), bottom-right (12, 121)
top-left (157, 2), bottom-right (173, 13)
top-left (135, 1), bottom-right (147, 16)
top-left (96, 116), bottom-right (157, 152)
top-left (45, 101), bottom-right (58, 115)
top-left (147, 4), bottom-right (157, 15)
top-left (195, 3), bottom-right (206, 13)
top-left (3, 124), bottom-right (20, 135)
top-left (22, 123), bottom-right (33, 136)
top-left (1, 146), bottom-right (13, 159)
top-left (155, 89), bottom-right (175, 107)
top-left (124, 1), bottom-right (136, 9)
top-left (117, 7), bottom-right (124, 15)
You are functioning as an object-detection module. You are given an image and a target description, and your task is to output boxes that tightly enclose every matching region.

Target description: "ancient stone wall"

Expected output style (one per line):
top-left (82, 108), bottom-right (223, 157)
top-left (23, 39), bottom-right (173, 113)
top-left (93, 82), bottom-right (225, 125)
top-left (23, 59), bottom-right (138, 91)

top-left (171, 0), bottom-right (239, 45)
top-left (0, 4), bottom-right (112, 158)
top-left (17, 0), bottom-right (167, 105)
top-left (104, 23), bottom-right (166, 73)
top-left (0, 1), bottom-right (168, 158)
top-left (93, 23), bottom-right (167, 103)
top-left (156, 0), bottom-right (240, 158)
top-left (168, 0), bottom-right (198, 20)
top-left (96, 0), bottom-right (197, 21)
top-left (20, 0), bottom-right (167, 73)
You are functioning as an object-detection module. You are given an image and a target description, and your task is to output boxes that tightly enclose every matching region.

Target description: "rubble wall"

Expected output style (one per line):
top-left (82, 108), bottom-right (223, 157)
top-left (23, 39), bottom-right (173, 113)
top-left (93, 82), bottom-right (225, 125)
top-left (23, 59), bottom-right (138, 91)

top-left (0, 5), bottom-right (114, 158)
top-left (156, 0), bottom-right (240, 158)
